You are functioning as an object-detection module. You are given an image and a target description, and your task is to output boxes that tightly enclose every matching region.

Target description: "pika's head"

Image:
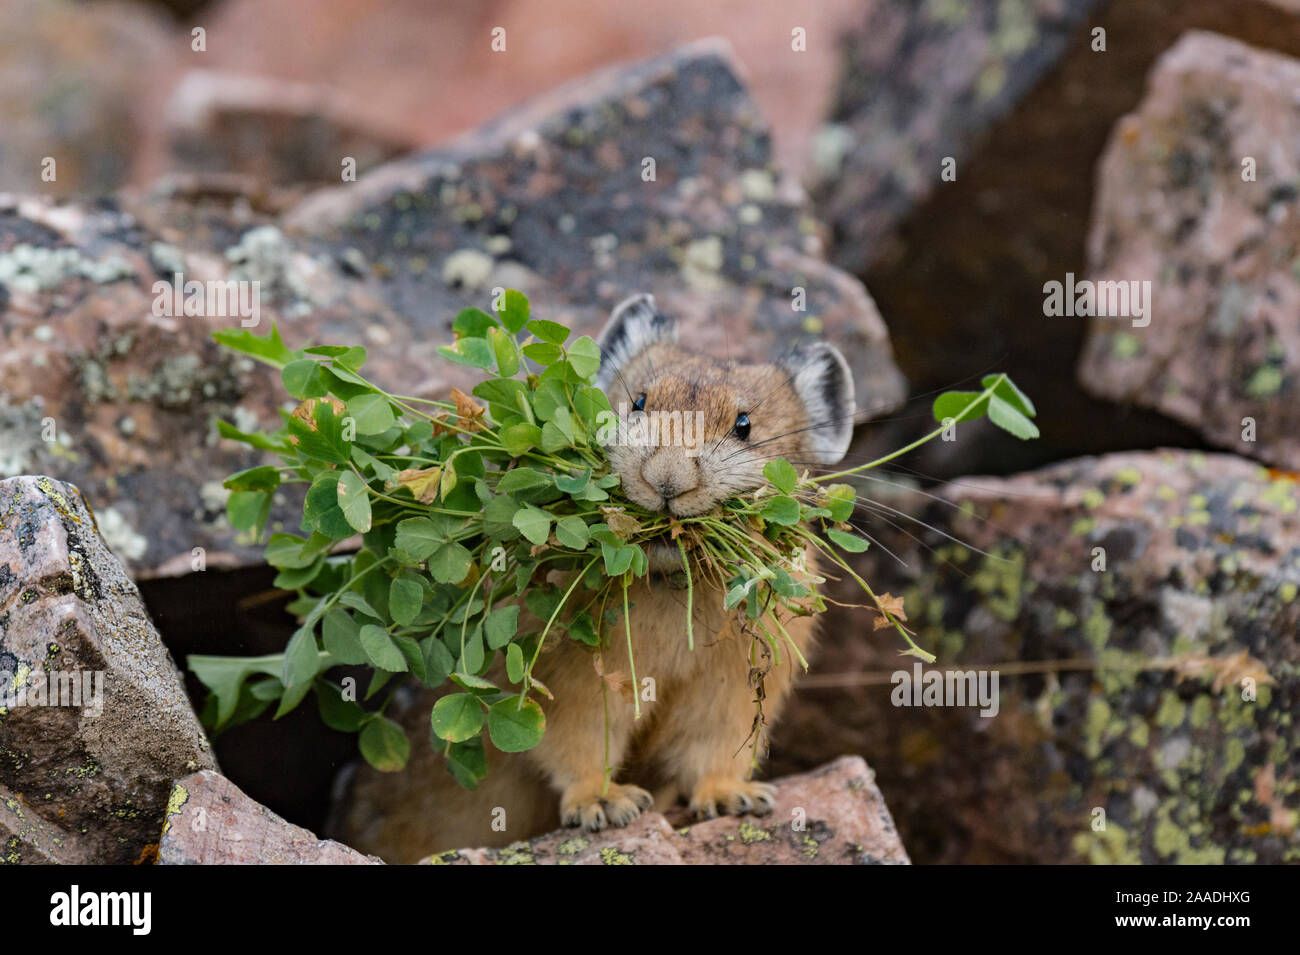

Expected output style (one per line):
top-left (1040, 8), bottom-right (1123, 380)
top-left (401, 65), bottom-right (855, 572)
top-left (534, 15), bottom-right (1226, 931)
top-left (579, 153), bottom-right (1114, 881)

top-left (596, 293), bottom-right (855, 517)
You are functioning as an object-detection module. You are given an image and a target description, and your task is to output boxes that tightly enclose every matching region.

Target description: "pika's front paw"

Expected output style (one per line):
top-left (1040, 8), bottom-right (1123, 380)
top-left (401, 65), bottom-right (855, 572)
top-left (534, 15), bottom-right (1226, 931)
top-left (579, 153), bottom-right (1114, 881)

top-left (689, 778), bottom-right (776, 820)
top-left (560, 781), bottom-right (654, 832)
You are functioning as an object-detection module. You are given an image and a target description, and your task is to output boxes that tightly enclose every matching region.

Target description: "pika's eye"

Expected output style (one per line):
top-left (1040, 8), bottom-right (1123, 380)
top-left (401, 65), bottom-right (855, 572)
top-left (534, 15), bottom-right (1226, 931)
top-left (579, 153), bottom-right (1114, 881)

top-left (733, 412), bottom-right (751, 441)
top-left (632, 393), bottom-right (646, 412)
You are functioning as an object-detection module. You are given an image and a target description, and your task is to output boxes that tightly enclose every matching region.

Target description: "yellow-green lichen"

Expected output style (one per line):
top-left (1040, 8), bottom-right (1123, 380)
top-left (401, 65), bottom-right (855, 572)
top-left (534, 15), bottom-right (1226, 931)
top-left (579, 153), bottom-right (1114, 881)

top-left (1084, 698), bottom-right (1114, 760)
top-left (1154, 691), bottom-right (1186, 729)
top-left (1189, 696), bottom-right (1212, 730)
top-left (1080, 488), bottom-right (1105, 510)
top-left (1082, 600), bottom-right (1111, 653)
top-left (161, 783), bottom-right (188, 836)
top-left (1114, 467), bottom-right (1142, 488)
top-left (968, 549), bottom-right (1024, 622)
top-left (1153, 808), bottom-right (1225, 864)
top-left (494, 841), bottom-right (536, 866)
top-left (557, 836), bottom-right (589, 856)
top-left (1072, 822), bottom-right (1140, 865)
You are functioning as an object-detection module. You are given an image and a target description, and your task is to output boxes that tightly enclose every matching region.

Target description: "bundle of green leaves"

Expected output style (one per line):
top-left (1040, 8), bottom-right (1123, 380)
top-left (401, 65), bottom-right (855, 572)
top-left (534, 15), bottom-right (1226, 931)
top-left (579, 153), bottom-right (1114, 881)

top-left (193, 289), bottom-right (1038, 783)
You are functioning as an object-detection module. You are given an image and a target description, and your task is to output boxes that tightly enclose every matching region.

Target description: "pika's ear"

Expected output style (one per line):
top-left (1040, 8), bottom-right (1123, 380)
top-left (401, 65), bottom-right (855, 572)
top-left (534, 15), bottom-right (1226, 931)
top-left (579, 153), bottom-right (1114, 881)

top-left (783, 342), bottom-right (856, 465)
top-left (596, 293), bottom-right (676, 392)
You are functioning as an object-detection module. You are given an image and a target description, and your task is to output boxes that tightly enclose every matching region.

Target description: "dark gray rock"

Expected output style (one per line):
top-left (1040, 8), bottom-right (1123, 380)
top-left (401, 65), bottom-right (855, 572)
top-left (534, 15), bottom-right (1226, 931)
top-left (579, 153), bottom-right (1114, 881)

top-left (811, 0), bottom-right (1101, 273)
top-left (0, 475), bottom-right (216, 864)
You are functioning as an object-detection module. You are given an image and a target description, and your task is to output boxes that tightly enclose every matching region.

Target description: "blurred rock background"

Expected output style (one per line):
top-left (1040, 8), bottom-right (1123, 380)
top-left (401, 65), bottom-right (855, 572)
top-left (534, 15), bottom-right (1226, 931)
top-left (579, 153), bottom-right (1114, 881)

top-left (1, 0), bottom-right (1297, 864)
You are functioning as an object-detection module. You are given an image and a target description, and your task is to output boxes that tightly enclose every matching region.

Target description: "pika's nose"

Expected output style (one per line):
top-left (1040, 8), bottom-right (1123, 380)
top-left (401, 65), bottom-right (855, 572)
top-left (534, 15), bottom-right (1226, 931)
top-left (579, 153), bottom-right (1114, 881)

top-left (641, 453), bottom-right (698, 503)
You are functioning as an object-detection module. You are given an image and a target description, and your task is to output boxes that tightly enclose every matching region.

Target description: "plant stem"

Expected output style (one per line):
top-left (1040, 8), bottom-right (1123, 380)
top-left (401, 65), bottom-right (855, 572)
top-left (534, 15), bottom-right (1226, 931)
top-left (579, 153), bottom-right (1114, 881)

top-left (622, 572), bottom-right (641, 720)
top-left (814, 374), bottom-right (1006, 482)
top-left (677, 537), bottom-right (694, 651)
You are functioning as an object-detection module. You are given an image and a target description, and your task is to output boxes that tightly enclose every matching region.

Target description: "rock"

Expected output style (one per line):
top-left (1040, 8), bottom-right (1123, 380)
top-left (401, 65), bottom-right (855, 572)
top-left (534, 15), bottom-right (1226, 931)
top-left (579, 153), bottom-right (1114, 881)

top-left (810, 0), bottom-right (1102, 274)
top-left (284, 38), bottom-right (906, 417)
top-left (0, 0), bottom-right (174, 196)
top-left (158, 769), bottom-right (381, 864)
top-left (164, 70), bottom-right (417, 186)
top-left (418, 757), bottom-right (908, 865)
top-left (0, 41), bottom-right (904, 581)
top-left (834, 1), bottom-right (1300, 482)
top-left (772, 450), bottom-right (1300, 864)
top-left (154, 0), bottom-right (866, 179)
top-left (0, 475), bottom-right (216, 864)
top-left (1078, 33), bottom-right (1300, 471)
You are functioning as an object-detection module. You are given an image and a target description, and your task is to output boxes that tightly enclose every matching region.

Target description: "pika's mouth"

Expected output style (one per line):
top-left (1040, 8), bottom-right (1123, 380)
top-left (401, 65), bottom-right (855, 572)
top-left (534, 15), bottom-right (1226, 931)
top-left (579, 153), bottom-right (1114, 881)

top-left (618, 468), bottom-right (718, 518)
top-left (667, 496), bottom-right (718, 518)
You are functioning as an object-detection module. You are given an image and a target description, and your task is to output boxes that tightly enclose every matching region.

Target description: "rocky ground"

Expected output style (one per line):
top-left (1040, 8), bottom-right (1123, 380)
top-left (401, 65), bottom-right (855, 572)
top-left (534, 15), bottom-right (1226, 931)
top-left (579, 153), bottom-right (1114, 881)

top-left (1, 0), bottom-right (1297, 864)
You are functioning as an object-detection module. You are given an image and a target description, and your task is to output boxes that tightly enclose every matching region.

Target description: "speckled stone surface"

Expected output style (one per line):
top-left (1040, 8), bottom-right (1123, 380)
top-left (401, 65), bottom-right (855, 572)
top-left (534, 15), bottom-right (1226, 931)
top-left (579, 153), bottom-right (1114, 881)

top-left (774, 450), bottom-right (1300, 864)
top-left (158, 769), bottom-right (381, 865)
top-left (810, 0), bottom-right (1101, 273)
top-left (165, 69), bottom-right (417, 186)
top-left (0, 0), bottom-right (173, 197)
top-left (0, 41), bottom-right (904, 580)
top-left (0, 475), bottom-right (215, 864)
top-left (1078, 32), bottom-right (1300, 471)
top-left (420, 756), bottom-right (909, 865)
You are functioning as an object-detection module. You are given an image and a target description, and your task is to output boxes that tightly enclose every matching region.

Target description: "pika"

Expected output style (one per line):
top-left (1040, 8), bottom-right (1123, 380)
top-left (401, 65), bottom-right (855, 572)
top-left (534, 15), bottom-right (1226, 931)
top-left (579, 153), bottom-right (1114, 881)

top-left (331, 294), bottom-right (856, 861)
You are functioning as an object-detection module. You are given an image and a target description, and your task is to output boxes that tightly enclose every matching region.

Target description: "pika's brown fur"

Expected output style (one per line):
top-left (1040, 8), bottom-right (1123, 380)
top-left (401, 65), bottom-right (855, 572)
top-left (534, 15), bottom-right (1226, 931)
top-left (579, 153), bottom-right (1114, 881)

top-left (331, 295), bottom-right (856, 861)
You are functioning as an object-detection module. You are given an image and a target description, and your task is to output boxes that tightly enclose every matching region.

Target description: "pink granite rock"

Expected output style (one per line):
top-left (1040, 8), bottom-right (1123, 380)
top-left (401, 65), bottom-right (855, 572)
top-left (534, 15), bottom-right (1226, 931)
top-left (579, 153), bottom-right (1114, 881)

top-left (0, 0), bottom-right (173, 196)
top-left (158, 769), bottom-right (381, 864)
top-left (1079, 32), bottom-right (1300, 470)
top-left (419, 756), bottom-right (909, 865)
top-left (165, 69), bottom-right (417, 186)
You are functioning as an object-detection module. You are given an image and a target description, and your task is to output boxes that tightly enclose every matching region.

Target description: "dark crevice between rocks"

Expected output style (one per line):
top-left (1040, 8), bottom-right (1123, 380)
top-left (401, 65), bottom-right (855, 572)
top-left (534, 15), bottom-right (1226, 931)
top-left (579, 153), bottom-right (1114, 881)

top-left (97, 0), bottom-right (216, 24)
top-left (845, 0), bottom-right (1300, 486)
top-left (137, 566), bottom-right (356, 835)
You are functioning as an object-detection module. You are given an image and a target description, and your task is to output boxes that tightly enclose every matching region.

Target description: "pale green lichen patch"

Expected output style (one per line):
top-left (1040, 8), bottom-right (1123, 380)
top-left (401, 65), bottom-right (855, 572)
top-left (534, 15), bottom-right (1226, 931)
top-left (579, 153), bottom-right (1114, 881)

top-left (97, 507), bottom-right (148, 562)
top-left (556, 836), bottom-right (589, 856)
top-left (680, 236), bottom-right (725, 291)
top-left (494, 841), bottom-right (536, 865)
top-left (1072, 822), bottom-right (1140, 865)
top-left (441, 249), bottom-right (494, 291)
top-left (1244, 365), bottom-right (1283, 398)
top-left (967, 549), bottom-right (1024, 621)
top-left (599, 846), bottom-right (634, 865)
top-left (1110, 333), bottom-right (1141, 359)
top-left (1154, 691), bottom-right (1186, 729)
top-left (1082, 600), bottom-right (1112, 653)
top-left (1152, 806), bottom-right (1225, 864)
top-left (0, 243), bottom-right (133, 293)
